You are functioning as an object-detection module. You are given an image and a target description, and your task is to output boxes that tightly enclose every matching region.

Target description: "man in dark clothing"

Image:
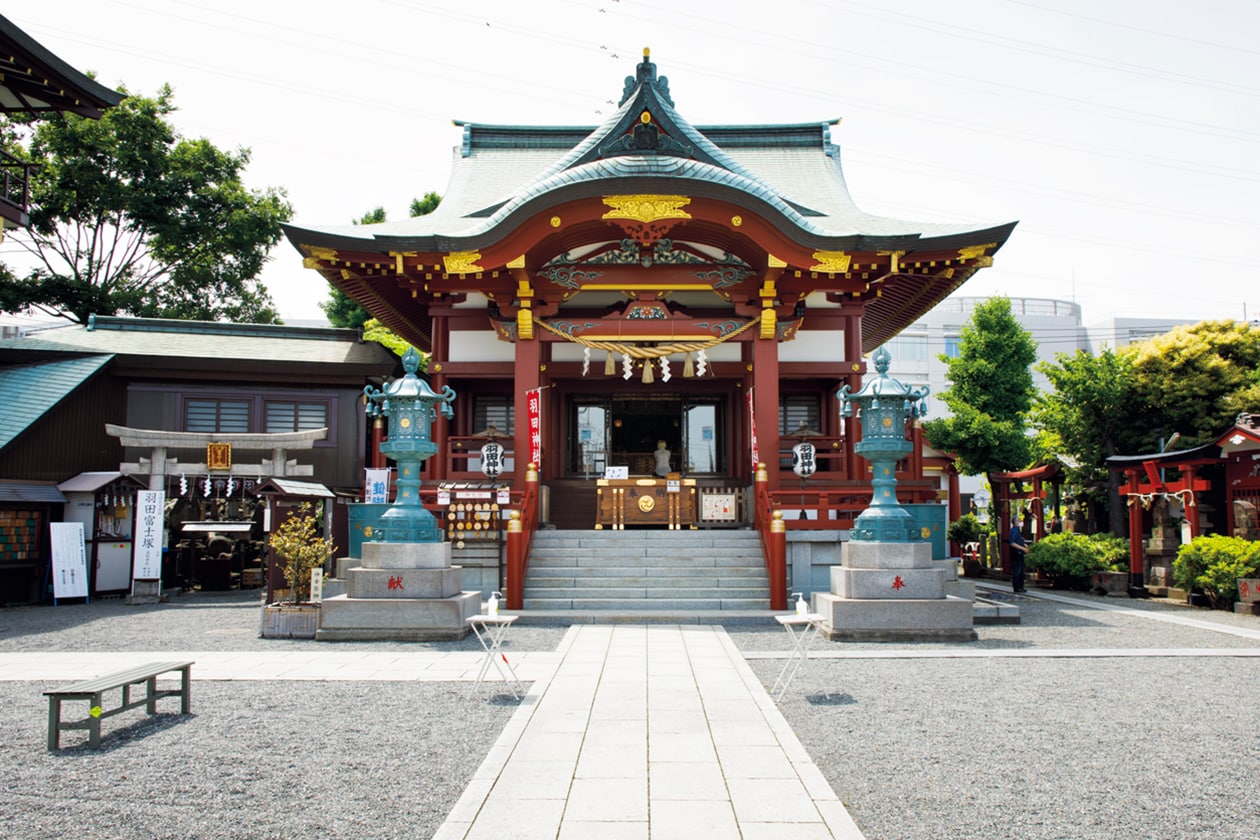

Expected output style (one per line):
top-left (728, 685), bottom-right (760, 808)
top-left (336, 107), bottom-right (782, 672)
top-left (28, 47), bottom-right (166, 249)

top-left (1009, 522), bottom-right (1028, 593)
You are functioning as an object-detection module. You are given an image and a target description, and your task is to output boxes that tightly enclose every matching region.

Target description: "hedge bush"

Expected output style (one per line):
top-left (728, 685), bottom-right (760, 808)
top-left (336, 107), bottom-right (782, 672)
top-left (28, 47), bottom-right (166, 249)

top-left (1027, 532), bottom-right (1129, 587)
top-left (1172, 535), bottom-right (1260, 609)
top-left (947, 513), bottom-right (989, 546)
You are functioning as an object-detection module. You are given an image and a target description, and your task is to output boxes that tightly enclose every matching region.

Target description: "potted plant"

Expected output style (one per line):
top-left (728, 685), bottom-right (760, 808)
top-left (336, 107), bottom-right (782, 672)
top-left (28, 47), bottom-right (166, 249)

top-left (261, 502), bottom-right (336, 638)
top-left (948, 514), bottom-right (990, 577)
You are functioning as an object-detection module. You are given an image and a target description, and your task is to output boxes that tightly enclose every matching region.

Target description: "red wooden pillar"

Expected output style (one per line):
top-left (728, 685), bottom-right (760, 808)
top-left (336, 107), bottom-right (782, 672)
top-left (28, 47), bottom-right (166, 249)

top-left (841, 307), bottom-right (864, 481)
top-left (1126, 469), bottom-right (1145, 592)
top-left (370, 417), bottom-right (386, 470)
top-left (513, 334), bottom-right (541, 487)
top-left (767, 510), bottom-right (787, 610)
top-left (429, 312), bottom-right (449, 481)
top-left (751, 333), bottom-right (781, 489)
top-left (946, 463), bottom-right (961, 556)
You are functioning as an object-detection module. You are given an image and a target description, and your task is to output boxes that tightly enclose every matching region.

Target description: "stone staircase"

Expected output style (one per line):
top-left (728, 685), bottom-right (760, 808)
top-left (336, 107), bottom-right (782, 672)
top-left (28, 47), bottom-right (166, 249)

top-left (522, 530), bottom-right (770, 612)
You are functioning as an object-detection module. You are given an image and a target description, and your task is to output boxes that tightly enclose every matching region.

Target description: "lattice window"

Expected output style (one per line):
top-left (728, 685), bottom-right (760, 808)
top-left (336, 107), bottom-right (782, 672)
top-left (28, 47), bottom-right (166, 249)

top-left (185, 399), bottom-right (249, 433)
top-left (474, 395), bottom-right (514, 435)
top-left (265, 401), bottom-right (328, 434)
top-left (780, 394), bottom-right (821, 435)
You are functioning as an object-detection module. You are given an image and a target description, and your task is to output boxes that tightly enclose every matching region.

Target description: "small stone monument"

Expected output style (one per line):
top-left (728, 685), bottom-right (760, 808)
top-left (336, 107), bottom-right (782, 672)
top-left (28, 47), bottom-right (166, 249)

top-left (814, 347), bottom-right (975, 641)
top-left (317, 348), bottom-right (480, 640)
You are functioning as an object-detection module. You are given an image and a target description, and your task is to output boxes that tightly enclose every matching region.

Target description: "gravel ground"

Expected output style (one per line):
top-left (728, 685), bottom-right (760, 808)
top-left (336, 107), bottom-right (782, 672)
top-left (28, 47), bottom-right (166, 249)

top-left (2, 588), bottom-right (1259, 839)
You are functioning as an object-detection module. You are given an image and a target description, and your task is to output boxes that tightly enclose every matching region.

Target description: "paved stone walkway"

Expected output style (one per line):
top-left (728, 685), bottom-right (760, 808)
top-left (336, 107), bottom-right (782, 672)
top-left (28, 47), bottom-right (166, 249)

top-left (433, 624), bottom-right (862, 840)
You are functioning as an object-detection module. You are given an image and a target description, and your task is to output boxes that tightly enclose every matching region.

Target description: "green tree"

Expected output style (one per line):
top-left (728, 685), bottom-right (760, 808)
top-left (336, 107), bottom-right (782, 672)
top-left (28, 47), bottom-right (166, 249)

top-left (1127, 320), bottom-right (1260, 447)
top-left (923, 297), bottom-right (1038, 478)
top-left (409, 191), bottom-right (441, 217)
top-left (1033, 348), bottom-right (1143, 534)
top-left (0, 85), bottom-right (292, 324)
top-left (321, 196), bottom-right (441, 329)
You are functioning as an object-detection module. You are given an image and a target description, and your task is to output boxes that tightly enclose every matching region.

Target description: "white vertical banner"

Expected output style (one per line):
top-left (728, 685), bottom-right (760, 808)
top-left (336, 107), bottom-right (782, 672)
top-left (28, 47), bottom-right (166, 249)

top-left (50, 522), bottom-right (89, 600)
top-left (132, 490), bottom-right (165, 580)
top-left (365, 468), bottom-right (391, 504)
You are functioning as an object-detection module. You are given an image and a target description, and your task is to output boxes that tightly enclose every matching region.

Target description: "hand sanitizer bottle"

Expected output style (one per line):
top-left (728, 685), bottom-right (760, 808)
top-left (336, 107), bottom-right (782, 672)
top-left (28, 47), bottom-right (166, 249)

top-left (488, 591), bottom-right (501, 617)
top-left (794, 592), bottom-right (808, 616)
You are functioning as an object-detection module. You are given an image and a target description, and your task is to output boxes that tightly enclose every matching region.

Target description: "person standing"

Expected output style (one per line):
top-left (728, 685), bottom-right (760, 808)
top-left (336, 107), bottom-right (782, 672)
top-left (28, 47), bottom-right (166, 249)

top-left (1009, 521), bottom-right (1029, 593)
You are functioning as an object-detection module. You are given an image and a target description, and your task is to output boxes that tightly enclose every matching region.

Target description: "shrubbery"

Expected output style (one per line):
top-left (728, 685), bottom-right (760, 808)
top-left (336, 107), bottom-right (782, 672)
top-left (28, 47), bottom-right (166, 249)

top-left (947, 513), bottom-right (989, 546)
top-left (1027, 532), bottom-right (1129, 587)
top-left (1173, 535), bottom-right (1260, 609)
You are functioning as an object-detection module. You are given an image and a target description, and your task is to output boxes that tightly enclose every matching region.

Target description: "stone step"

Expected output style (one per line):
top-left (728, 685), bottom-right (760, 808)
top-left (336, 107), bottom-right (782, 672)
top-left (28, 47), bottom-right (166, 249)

top-left (521, 597), bottom-right (771, 611)
top-left (527, 553), bottom-right (765, 568)
top-left (519, 589), bottom-right (766, 601)
top-left (528, 567), bottom-right (766, 581)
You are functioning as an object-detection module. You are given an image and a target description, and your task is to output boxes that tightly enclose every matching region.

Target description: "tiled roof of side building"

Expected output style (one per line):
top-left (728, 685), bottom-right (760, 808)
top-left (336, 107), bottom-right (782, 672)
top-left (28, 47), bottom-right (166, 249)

top-left (0, 354), bottom-right (112, 451)
top-left (0, 316), bottom-right (398, 370)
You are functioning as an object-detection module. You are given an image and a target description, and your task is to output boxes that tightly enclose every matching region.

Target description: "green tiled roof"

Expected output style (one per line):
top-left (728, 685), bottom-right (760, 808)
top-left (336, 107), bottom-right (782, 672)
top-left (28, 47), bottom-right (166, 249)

top-left (0, 354), bottom-right (112, 452)
top-left (284, 54), bottom-right (1010, 253)
top-left (0, 316), bottom-right (396, 370)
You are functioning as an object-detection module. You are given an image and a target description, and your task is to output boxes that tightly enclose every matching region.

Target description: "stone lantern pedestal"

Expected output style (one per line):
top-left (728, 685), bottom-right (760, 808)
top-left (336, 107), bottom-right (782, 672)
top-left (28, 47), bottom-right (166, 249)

top-left (316, 541), bottom-right (479, 641)
top-left (316, 347), bottom-right (480, 641)
top-left (814, 347), bottom-right (975, 642)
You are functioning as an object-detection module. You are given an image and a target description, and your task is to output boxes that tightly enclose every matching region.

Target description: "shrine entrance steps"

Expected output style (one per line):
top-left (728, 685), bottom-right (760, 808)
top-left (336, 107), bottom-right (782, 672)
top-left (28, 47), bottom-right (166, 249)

top-left (521, 529), bottom-right (771, 616)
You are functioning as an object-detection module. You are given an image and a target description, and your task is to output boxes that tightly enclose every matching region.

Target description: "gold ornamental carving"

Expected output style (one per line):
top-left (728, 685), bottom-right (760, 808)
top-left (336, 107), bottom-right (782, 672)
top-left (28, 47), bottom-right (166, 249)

top-left (810, 250), bottom-right (851, 273)
top-left (443, 251), bottom-right (483, 274)
top-left (206, 443), bottom-right (231, 472)
top-left (637, 494), bottom-right (656, 513)
top-left (957, 243), bottom-right (995, 261)
top-left (302, 245), bottom-right (338, 262)
top-left (602, 194), bottom-right (692, 223)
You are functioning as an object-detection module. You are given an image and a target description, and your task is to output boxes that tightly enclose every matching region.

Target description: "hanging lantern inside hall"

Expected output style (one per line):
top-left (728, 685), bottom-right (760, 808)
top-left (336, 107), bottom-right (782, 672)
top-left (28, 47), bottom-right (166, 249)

top-left (480, 441), bottom-right (504, 477)
top-left (791, 441), bottom-right (817, 478)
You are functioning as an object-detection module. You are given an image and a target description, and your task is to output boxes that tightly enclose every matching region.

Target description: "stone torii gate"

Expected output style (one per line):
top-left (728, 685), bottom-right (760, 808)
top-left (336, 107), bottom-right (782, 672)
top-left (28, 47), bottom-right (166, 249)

top-left (106, 424), bottom-right (325, 490)
top-left (105, 424), bottom-right (326, 603)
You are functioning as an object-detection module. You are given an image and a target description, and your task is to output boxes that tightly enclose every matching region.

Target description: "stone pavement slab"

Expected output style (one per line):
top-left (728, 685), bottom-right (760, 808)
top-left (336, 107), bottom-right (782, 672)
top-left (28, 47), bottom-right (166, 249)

top-left (433, 624), bottom-right (864, 840)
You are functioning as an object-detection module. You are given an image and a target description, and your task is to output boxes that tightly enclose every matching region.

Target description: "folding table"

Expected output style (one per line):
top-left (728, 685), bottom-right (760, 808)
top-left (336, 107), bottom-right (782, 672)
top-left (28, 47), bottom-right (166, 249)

top-left (771, 612), bottom-right (825, 701)
top-left (467, 614), bottom-right (525, 699)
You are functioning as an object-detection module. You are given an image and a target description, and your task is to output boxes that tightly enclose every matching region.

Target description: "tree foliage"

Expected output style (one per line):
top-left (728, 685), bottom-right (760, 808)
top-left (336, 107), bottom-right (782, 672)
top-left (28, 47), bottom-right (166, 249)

top-left (923, 297), bottom-right (1038, 475)
top-left (1127, 320), bottom-right (1260, 446)
top-left (269, 502), bottom-right (336, 604)
top-left (0, 85), bottom-right (292, 324)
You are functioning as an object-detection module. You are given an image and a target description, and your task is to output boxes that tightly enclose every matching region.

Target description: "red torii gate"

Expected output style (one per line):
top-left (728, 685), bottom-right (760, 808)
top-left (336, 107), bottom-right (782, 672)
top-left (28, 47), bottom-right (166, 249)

top-left (1107, 447), bottom-right (1215, 595)
top-left (989, 463), bottom-right (1063, 574)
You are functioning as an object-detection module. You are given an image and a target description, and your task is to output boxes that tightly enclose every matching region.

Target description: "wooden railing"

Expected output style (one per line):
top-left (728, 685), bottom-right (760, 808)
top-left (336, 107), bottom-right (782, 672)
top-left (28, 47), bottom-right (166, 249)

top-left (753, 464), bottom-right (787, 610)
top-left (504, 463), bottom-right (539, 610)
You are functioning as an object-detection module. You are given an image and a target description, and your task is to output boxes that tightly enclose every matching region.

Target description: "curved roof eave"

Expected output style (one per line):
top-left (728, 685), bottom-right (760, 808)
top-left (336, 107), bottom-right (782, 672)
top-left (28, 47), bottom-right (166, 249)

top-left (285, 160), bottom-right (1016, 258)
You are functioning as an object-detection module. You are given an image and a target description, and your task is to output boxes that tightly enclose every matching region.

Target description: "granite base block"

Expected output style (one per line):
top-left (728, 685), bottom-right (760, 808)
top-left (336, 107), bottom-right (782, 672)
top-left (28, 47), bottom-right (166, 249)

top-left (315, 591), bottom-right (480, 641)
top-left (345, 566), bottom-right (464, 599)
top-left (831, 566), bottom-right (948, 600)
top-left (841, 540), bottom-right (934, 570)
top-left (814, 591), bottom-right (976, 641)
top-left (360, 540), bottom-right (452, 570)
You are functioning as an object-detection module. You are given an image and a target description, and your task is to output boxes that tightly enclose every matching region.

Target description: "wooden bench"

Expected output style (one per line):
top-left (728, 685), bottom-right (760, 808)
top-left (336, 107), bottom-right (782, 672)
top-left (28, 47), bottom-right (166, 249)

top-left (45, 660), bottom-right (193, 750)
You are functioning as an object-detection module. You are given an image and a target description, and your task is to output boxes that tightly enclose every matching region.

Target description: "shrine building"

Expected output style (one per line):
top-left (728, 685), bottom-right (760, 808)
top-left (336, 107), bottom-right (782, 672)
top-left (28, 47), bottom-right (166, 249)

top-left (283, 51), bottom-right (1015, 574)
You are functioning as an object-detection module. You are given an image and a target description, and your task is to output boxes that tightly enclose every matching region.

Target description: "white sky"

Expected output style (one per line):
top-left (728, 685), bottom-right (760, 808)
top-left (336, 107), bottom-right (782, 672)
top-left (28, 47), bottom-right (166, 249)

top-left (13, 0), bottom-right (1260, 345)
